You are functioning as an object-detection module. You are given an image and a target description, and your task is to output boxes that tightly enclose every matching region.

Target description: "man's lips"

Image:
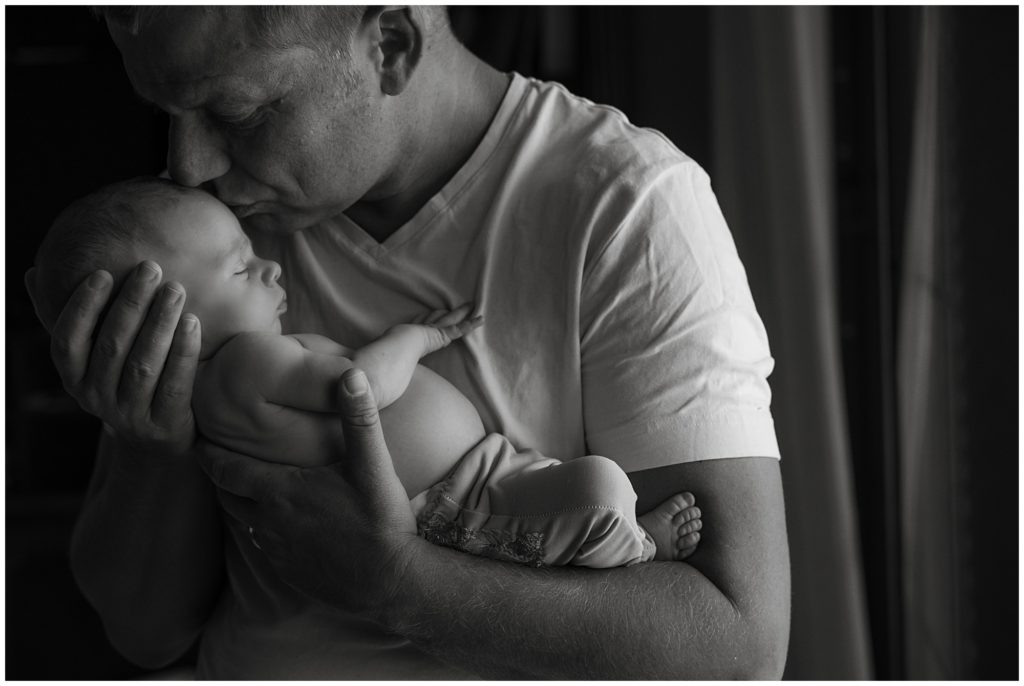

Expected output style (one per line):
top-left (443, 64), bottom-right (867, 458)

top-left (277, 294), bottom-right (288, 314)
top-left (227, 203), bottom-right (262, 219)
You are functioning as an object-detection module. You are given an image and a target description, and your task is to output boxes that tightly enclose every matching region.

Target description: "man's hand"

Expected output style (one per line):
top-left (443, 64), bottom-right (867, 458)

top-left (28, 261), bottom-right (201, 458)
top-left (199, 368), bottom-right (421, 619)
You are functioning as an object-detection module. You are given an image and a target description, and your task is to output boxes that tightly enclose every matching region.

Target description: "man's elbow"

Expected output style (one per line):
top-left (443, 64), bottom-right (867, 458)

top-left (735, 596), bottom-right (790, 679)
top-left (103, 619), bottom-right (201, 671)
top-left (69, 540), bottom-right (204, 670)
top-left (740, 621), bottom-right (789, 679)
top-left (643, 604), bottom-right (788, 679)
top-left (73, 573), bottom-right (202, 670)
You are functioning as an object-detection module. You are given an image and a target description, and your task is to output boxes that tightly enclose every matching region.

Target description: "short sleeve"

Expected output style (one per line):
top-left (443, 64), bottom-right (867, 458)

top-left (580, 162), bottom-right (780, 472)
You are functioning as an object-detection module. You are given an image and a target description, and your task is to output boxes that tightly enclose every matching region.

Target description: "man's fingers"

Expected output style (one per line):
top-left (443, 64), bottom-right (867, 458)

top-left (85, 261), bottom-right (164, 403)
top-left (216, 490), bottom-right (261, 528)
top-left (49, 270), bottom-right (113, 391)
top-left (119, 282), bottom-right (188, 411)
top-left (338, 368), bottom-right (402, 494)
top-left (197, 441), bottom-right (289, 501)
top-left (150, 312), bottom-right (201, 425)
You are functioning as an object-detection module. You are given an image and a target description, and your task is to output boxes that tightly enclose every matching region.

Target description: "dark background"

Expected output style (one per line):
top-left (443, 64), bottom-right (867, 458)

top-left (5, 6), bottom-right (1018, 679)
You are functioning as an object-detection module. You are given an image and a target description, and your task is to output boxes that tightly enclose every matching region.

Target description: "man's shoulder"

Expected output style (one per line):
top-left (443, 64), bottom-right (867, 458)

top-left (518, 76), bottom-right (701, 190)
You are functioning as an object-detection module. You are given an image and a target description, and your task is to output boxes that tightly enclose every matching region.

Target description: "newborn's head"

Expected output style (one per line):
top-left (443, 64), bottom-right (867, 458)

top-left (31, 177), bottom-right (287, 358)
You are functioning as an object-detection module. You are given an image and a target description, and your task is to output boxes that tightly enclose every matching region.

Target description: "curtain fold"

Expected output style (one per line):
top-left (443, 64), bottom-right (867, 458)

top-left (897, 8), bottom-right (960, 678)
top-left (709, 7), bottom-right (873, 679)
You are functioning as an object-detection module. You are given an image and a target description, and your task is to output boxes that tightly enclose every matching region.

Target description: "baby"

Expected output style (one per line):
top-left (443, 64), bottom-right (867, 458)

top-left (29, 177), bottom-right (702, 568)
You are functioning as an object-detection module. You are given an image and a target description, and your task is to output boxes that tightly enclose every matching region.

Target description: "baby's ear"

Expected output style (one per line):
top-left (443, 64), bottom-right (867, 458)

top-left (23, 267), bottom-right (51, 333)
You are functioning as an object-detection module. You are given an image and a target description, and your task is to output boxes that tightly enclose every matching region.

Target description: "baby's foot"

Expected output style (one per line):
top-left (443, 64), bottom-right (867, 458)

top-left (637, 492), bottom-right (703, 561)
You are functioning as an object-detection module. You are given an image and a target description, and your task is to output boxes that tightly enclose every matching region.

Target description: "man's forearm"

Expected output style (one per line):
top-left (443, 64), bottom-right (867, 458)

top-left (70, 430), bottom-right (225, 669)
top-left (383, 458), bottom-right (791, 679)
top-left (386, 540), bottom-right (787, 679)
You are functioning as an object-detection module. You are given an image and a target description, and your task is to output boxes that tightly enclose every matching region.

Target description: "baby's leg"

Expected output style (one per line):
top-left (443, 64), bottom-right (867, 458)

top-left (416, 437), bottom-right (656, 568)
top-left (637, 492), bottom-right (703, 561)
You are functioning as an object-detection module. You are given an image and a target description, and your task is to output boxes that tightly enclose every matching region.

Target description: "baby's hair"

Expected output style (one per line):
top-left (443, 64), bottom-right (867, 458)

top-left (31, 176), bottom-right (194, 332)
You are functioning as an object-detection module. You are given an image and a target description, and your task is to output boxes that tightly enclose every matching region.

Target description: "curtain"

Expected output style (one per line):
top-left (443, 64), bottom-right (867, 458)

top-left (709, 7), bottom-right (873, 679)
top-left (897, 8), bottom-right (1018, 678)
top-left (896, 8), bottom-right (954, 678)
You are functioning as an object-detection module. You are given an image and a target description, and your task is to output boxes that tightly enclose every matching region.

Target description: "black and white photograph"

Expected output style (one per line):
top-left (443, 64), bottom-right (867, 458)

top-left (5, 4), bottom-right (1018, 680)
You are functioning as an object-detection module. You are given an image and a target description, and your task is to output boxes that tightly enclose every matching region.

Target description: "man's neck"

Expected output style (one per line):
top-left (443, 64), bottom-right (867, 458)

top-left (344, 50), bottom-right (510, 243)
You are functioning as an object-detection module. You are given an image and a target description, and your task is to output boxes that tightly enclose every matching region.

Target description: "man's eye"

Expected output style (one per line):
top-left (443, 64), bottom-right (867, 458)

top-left (235, 267), bottom-right (249, 276)
top-left (214, 108), bottom-right (266, 131)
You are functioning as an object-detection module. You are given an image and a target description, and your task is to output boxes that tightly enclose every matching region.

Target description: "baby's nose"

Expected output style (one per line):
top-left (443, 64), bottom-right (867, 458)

top-left (261, 259), bottom-right (282, 285)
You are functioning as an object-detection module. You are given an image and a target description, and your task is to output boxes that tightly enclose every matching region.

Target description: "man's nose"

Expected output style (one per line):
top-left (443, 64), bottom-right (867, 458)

top-left (166, 113), bottom-right (230, 188)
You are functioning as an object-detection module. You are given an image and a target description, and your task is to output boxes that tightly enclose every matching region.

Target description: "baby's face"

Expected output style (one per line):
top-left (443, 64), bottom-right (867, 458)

top-left (142, 191), bottom-right (287, 357)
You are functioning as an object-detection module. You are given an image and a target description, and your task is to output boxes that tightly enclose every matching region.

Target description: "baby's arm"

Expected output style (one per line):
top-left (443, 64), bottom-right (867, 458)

top-left (351, 305), bottom-right (482, 407)
top-left (224, 305), bottom-right (480, 414)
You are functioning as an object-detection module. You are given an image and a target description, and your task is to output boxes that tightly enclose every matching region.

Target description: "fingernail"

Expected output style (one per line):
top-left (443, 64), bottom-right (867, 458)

top-left (87, 271), bottom-right (109, 289)
top-left (165, 284), bottom-right (185, 303)
top-left (139, 261), bottom-right (160, 280)
top-left (183, 314), bottom-right (198, 332)
top-left (343, 370), bottom-right (368, 396)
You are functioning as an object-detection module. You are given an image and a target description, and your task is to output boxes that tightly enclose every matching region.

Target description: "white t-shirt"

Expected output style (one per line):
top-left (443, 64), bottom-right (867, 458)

top-left (196, 73), bottom-right (779, 679)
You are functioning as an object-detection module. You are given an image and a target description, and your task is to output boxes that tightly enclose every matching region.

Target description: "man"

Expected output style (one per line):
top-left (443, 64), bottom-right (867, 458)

top-left (43, 7), bottom-right (789, 678)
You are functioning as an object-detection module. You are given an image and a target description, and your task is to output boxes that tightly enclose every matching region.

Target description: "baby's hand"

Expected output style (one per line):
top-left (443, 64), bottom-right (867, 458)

top-left (413, 303), bottom-right (483, 354)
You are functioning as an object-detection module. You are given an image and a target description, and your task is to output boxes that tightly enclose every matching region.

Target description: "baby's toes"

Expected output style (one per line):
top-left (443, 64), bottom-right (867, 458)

top-left (675, 534), bottom-right (701, 560)
top-left (675, 523), bottom-right (702, 560)
top-left (672, 503), bottom-right (701, 527)
top-left (678, 517), bottom-right (702, 538)
top-left (658, 492), bottom-right (695, 519)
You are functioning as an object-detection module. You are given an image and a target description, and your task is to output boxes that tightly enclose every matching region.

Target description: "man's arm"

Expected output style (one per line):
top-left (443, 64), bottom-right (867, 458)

top-left (71, 431), bottom-right (225, 670)
top-left (29, 263), bottom-right (225, 669)
top-left (386, 457), bottom-right (789, 679)
top-left (203, 369), bottom-right (790, 679)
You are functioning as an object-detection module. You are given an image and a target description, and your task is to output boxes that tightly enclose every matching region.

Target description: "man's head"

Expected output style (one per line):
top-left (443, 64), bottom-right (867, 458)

top-left (100, 6), bottom-right (364, 57)
top-left (31, 178), bottom-right (287, 358)
top-left (101, 6), bottom-right (454, 236)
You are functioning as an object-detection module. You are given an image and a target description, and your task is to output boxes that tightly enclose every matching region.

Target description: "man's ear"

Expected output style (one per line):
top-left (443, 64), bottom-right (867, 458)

top-left (373, 7), bottom-right (422, 96)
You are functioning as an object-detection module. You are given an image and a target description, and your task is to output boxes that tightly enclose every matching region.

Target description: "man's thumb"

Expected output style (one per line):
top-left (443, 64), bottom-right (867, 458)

top-left (338, 368), bottom-right (398, 492)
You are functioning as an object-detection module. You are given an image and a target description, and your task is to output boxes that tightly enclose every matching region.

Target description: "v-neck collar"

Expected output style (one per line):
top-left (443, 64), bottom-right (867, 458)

top-left (325, 73), bottom-right (528, 260)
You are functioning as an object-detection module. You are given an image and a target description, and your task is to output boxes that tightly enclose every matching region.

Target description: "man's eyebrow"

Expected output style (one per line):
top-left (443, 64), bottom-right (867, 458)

top-left (133, 88), bottom-right (262, 116)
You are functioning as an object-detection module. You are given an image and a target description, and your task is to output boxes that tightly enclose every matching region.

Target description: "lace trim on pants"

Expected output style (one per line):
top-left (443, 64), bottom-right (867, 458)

top-left (415, 478), bottom-right (548, 567)
top-left (417, 512), bottom-right (547, 567)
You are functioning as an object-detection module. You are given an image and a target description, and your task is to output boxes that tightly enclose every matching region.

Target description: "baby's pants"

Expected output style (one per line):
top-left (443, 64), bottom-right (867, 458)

top-left (411, 433), bottom-right (655, 568)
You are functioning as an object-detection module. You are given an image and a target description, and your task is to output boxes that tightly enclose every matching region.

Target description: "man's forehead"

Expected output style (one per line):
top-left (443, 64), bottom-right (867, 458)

top-left (110, 9), bottom-right (278, 108)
